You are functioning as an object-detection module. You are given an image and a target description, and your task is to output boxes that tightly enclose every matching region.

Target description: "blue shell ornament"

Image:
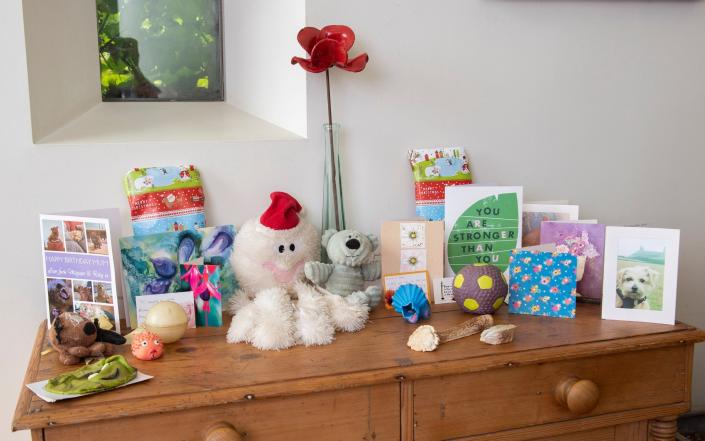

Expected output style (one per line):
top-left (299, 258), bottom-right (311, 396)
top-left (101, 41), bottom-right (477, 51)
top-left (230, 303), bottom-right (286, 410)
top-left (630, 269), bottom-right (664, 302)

top-left (392, 284), bottom-right (431, 324)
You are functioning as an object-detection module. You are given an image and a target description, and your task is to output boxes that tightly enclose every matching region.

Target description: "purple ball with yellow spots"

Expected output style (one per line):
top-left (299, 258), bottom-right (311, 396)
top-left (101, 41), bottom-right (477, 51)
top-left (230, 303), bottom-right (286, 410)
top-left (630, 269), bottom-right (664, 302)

top-left (453, 264), bottom-right (508, 314)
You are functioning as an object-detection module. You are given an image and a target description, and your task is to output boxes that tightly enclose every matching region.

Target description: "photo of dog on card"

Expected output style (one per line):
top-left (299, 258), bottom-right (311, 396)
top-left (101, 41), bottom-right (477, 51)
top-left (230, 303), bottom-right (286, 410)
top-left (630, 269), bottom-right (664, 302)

top-left (42, 220), bottom-right (66, 252)
top-left (615, 239), bottom-right (665, 311)
top-left (86, 222), bottom-right (109, 255)
top-left (93, 282), bottom-right (113, 304)
top-left (47, 278), bottom-right (73, 321)
top-left (72, 280), bottom-right (94, 303)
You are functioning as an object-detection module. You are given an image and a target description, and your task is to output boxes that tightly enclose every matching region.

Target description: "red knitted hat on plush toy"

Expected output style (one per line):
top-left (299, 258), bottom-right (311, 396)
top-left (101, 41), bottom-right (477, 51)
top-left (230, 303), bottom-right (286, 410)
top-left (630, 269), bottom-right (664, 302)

top-left (260, 192), bottom-right (302, 230)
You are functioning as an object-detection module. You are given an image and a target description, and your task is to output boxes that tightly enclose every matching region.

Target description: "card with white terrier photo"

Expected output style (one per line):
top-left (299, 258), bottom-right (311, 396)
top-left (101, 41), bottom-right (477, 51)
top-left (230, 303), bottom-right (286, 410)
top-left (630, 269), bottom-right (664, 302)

top-left (602, 227), bottom-right (680, 325)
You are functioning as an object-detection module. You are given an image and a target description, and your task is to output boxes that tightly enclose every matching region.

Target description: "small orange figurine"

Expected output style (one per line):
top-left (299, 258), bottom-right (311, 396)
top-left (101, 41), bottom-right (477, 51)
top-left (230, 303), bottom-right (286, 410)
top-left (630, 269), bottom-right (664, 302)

top-left (130, 331), bottom-right (164, 361)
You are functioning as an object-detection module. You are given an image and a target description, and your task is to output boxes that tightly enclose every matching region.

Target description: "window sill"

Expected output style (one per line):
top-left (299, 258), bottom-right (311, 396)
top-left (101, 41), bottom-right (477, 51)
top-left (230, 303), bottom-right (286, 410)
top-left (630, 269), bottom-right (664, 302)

top-left (36, 102), bottom-right (303, 144)
top-left (23, 0), bottom-right (306, 144)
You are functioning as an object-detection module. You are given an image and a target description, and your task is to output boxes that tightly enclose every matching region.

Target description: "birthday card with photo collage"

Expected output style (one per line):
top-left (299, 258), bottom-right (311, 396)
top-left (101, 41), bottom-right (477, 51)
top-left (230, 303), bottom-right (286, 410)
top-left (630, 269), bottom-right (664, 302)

top-left (40, 213), bottom-right (121, 331)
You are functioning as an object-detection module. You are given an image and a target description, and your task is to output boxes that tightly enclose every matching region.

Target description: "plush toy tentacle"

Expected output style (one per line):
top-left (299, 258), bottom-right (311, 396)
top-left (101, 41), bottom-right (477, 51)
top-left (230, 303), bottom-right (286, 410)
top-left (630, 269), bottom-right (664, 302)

top-left (324, 291), bottom-right (369, 333)
top-left (226, 301), bottom-right (257, 344)
top-left (304, 261), bottom-right (335, 286)
top-left (294, 282), bottom-right (335, 346)
top-left (249, 288), bottom-right (297, 350)
top-left (226, 289), bottom-right (252, 315)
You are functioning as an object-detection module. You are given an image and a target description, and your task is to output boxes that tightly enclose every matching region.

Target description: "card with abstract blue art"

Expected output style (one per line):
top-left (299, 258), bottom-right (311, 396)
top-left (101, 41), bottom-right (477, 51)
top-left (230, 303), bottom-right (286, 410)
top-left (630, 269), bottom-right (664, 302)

top-left (119, 225), bottom-right (236, 327)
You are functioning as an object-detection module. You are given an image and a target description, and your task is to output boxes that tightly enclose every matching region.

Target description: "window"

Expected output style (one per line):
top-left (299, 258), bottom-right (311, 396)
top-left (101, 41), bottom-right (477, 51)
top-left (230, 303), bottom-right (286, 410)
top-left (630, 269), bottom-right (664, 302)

top-left (96, 0), bottom-right (224, 101)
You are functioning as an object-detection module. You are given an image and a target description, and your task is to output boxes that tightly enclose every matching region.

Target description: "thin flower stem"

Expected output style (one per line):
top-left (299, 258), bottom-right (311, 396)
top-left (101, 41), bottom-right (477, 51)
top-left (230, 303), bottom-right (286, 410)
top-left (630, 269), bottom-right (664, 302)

top-left (325, 69), bottom-right (340, 231)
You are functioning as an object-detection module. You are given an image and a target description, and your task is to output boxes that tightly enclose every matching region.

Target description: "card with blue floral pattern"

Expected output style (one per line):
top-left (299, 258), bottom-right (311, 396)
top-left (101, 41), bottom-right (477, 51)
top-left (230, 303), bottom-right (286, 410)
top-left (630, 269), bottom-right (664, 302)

top-left (507, 250), bottom-right (577, 318)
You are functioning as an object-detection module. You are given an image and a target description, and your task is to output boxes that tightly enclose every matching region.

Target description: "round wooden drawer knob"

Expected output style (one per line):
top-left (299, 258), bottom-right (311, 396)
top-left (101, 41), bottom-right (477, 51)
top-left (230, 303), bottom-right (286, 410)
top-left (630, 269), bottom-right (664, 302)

top-left (204, 422), bottom-right (243, 441)
top-left (554, 376), bottom-right (600, 415)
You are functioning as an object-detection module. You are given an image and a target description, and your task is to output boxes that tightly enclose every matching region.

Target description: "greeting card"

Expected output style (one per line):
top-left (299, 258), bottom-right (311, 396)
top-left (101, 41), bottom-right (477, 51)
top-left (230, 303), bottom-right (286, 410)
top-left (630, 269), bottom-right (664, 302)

top-left (381, 221), bottom-right (444, 300)
top-left (522, 204), bottom-right (579, 247)
top-left (120, 225), bottom-right (235, 327)
top-left (135, 291), bottom-right (196, 328)
top-left (507, 250), bottom-right (577, 319)
top-left (123, 165), bottom-right (206, 236)
top-left (382, 271), bottom-right (431, 310)
top-left (408, 148), bottom-right (472, 221)
top-left (445, 185), bottom-right (523, 276)
top-left (40, 214), bottom-right (121, 331)
top-left (179, 264), bottom-right (222, 327)
top-left (540, 221), bottom-right (606, 301)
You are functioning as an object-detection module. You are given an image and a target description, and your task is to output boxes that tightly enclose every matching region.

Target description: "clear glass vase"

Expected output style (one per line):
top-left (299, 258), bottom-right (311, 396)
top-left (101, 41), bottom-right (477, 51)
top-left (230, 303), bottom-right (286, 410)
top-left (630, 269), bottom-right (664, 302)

top-left (322, 123), bottom-right (346, 236)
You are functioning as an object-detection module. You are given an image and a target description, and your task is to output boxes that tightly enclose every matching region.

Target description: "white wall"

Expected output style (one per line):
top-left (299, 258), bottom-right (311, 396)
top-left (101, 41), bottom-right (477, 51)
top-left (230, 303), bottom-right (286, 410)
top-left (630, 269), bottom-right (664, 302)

top-left (225, 0), bottom-right (308, 137)
top-left (3, 0), bottom-right (705, 438)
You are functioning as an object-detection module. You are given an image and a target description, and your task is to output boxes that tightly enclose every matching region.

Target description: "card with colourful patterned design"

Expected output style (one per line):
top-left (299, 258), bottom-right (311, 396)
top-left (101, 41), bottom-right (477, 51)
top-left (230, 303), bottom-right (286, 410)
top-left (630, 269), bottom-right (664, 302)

top-left (507, 250), bottom-right (577, 318)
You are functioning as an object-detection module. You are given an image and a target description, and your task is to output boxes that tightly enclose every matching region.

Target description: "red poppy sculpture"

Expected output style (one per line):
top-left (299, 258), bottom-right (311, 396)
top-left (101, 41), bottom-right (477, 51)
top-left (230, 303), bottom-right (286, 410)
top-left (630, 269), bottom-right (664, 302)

top-left (291, 25), bottom-right (369, 232)
top-left (291, 25), bottom-right (369, 73)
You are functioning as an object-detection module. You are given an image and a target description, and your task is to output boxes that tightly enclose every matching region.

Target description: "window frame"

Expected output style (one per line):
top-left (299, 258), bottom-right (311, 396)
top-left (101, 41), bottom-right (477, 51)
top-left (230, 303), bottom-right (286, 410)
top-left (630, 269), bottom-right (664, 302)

top-left (98, 0), bottom-right (226, 103)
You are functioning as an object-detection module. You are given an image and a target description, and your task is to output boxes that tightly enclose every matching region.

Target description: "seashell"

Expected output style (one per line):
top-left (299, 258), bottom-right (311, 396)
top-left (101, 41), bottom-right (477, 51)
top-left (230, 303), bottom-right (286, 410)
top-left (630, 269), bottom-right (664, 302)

top-left (480, 324), bottom-right (517, 345)
top-left (392, 284), bottom-right (430, 324)
top-left (407, 325), bottom-right (440, 352)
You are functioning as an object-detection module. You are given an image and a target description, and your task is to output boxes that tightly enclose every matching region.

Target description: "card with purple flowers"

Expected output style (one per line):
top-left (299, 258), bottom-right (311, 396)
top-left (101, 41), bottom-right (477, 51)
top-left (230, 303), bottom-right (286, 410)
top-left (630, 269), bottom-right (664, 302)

top-left (540, 222), bottom-right (606, 302)
top-left (507, 250), bottom-right (577, 318)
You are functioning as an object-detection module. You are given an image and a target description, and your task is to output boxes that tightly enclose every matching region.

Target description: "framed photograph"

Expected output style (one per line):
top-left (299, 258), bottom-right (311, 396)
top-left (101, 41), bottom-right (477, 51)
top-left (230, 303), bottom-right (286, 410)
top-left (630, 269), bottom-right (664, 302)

top-left (601, 227), bottom-right (680, 325)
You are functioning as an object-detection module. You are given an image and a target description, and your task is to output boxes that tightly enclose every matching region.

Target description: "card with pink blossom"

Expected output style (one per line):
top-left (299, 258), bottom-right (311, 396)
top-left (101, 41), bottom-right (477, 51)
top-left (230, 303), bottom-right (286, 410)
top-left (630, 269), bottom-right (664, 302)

top-left (179, 264), bottom-right (222, 327)
top-left (540, 222), bottom-right (606, 302)
top-left (507, 250), bottom-right (578, 319)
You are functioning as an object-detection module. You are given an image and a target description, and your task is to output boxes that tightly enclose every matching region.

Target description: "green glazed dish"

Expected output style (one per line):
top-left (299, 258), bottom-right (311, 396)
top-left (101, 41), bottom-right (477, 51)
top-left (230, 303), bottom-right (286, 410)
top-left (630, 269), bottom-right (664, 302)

top-left (44, 355), bottom-right (137, 395)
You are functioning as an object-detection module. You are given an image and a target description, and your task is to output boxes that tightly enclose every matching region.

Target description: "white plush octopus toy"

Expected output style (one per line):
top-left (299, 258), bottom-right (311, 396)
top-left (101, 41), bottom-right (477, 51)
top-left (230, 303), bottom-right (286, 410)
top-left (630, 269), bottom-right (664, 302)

top-left (226, 192), bottom-right (369, 350)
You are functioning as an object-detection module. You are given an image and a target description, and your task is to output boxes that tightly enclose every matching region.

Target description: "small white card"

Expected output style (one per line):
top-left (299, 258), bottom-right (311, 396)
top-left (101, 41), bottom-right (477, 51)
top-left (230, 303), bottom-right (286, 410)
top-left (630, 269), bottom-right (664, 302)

top-left (26, 372), bottom-right (153, 403)
top-left (432, 277), bottom-right (455, 304)
top-left (136, 292), bottom-right (196, 328)
top-left (383, 271), bottom-right (431, 300)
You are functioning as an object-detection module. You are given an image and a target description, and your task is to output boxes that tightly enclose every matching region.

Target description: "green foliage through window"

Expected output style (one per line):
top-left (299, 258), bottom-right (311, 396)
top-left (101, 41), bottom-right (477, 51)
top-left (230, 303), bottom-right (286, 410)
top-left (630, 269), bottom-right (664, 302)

top-left (96, 0), bottom-right (223, 101)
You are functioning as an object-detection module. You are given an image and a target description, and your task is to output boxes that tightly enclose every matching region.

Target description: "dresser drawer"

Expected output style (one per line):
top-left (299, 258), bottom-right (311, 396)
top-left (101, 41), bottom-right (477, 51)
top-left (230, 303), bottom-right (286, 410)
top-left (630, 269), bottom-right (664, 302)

top-left (44, 383), bottom-right (399, 441)
top-left (413, 346), bottom-right (687, 441)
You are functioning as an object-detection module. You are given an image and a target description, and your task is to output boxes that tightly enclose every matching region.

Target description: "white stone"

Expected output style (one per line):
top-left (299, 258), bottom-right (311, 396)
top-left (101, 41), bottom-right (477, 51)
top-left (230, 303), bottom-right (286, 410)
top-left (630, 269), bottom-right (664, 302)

top-left (480, 324), bottom-right (517, 345)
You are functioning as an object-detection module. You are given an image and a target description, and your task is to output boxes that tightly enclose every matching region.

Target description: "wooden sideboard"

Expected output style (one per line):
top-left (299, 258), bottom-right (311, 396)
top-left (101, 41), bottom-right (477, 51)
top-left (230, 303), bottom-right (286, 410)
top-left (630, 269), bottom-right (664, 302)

top-left (13, 304), bottom-right (705, 441)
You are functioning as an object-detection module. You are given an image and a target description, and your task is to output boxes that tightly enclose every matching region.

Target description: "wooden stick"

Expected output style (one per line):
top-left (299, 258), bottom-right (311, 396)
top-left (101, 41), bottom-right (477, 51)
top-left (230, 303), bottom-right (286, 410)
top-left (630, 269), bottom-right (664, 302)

top-left (437, 315), bottom-right (494, 343)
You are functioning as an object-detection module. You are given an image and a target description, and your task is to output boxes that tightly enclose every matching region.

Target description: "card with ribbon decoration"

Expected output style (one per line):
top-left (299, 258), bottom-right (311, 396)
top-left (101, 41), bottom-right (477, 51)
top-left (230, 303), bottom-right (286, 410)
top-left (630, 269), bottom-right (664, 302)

top-left (507, 250), bottom-right (577, 319)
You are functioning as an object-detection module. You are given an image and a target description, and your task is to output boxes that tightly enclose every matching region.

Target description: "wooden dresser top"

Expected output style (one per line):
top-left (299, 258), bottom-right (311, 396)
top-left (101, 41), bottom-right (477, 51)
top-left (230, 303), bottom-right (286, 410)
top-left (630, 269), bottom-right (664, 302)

top-left (13, 303), bottom-right (705, 431)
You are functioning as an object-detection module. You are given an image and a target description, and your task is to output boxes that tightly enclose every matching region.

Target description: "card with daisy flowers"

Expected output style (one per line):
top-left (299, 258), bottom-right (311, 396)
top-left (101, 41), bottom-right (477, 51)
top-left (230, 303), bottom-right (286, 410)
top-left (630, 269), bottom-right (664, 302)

top-left (507, 250), bottom-right (577, 318)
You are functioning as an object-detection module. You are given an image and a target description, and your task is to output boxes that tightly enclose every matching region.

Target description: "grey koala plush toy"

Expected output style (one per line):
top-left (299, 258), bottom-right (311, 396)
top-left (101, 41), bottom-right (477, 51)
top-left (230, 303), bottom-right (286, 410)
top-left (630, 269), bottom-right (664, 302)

top-left (304, 229), bottom-right (382, 308)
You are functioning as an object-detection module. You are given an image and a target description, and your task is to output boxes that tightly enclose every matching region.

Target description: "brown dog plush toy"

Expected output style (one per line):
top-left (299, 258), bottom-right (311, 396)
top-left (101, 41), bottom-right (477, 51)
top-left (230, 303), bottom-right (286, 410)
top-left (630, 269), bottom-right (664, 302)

top-left (49, 312), bottom-right (126, 365)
